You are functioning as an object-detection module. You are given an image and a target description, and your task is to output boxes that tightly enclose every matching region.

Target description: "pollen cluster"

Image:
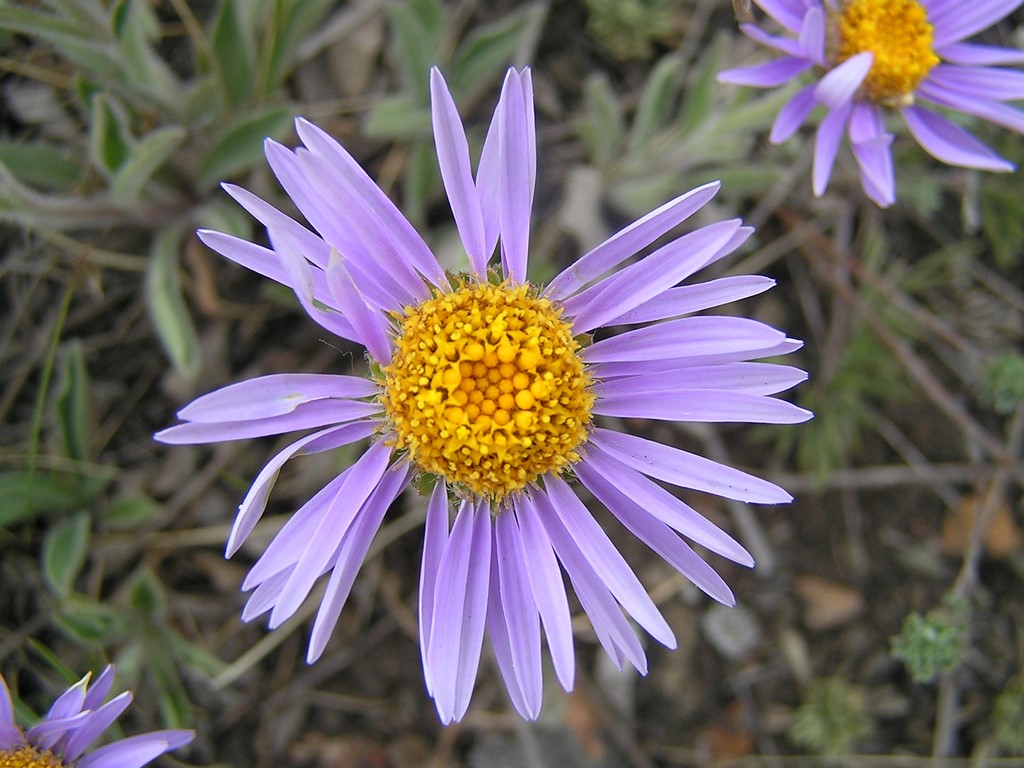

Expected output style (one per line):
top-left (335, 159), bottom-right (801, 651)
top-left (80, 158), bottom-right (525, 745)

top-left (0, 746), bottom-right (64, 768)
top-left (835, 0), bottom-right (939, 105)
top-left (383, 280), bottom-right (593, 500)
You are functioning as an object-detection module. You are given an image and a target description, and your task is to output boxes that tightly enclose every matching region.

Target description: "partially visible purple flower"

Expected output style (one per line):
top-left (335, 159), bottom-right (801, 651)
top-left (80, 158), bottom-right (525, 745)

top-left (0, 666), bottom-right (193, 768)
top-left (158, 67), bottom-right (810, 724)
top-left (718, 0), bottom-right (1024, 206)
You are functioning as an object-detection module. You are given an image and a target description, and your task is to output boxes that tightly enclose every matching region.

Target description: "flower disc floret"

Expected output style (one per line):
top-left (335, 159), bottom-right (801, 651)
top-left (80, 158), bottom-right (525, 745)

top-left (0, 746), bottom-right (64, 768)
top-left (835, 0), bottom-right (939, 105)
top-left (383, 280), bottom-right (593, 499)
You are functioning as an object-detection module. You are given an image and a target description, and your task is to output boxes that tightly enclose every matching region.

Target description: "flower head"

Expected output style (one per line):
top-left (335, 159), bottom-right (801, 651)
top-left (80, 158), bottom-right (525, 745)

top-left (0, 667), bottom-right (193, 768)
top-left (157, 67), bottom-right (811, 723)
top-left (718, 0), bottom-right (1024, 206)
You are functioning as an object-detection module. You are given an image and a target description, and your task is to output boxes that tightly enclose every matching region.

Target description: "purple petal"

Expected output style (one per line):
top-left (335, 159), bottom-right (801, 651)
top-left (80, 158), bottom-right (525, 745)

top-left (498, 69), bottom-right (534, 284)
top-left (177, 374), bottom-right (378, 424)
top-left (918, 78), bottom-right (1024, 134)
top-left (545, 477), bottom-right (675, 647)
top-left (717, 56), bottom-right (813, 87)
top-left (930, 0), bottom-right (1024, 47)
top-left (0, 722), bottom-right (20, 751)
top-left (594, 362), bottom-right (808, 398)
top-left (222, 183), bottom-right (330, 269)
top-left (813, 101), bottom-right (852, 196)
top-left (476, 92), bottom-right (502, 258)
top-left (293, 118), bottom-right (448, 290)
top-left (928, 64), bottom-right (1024, 101)
top-left (308, 462), bottom-right (411, 661)
top-left (491, 510), bottom-right (543, 718)
top-left (46, 674), bottom-right (89, 720)
top-left (814, 52), bottom-right (872, 109)
top-left (513, 495), bottom-right (575, 691)
top-left (269, 225), bottom-right (358, 340)
top-left (591, 337), bottom-right (804, 378)
top-left (577, 449), bottom-right (753, 566)
top-left (532, 489), bottom-right (647, 673)
top-left (77, 731), bottom-right (194, 768)
top-left (753, 0), bottom-right (810, 32)
top-left (770, 84), bottom-right (818, 143)
top-left (605, 276), bottom-right (776, 325)
top-left (901, 105), bottom-right (1014, 171)
top-left (566, 219), bottom-right (742, 333)
top-left (292, 148), bottom-right (427, 308)
top-left (594, 389), bottom-right (813, 424)
top-left (61, 692), bottom-right (133, 762)
top-left (546, 182), bottom-right (720, 300)
top-left (81, 666), bottom-right (115, 712)
top-left (268, 440), bottom-right (393, 628)
top-left (155, 399), bottom-right (381, 444)
top-left (797, 6), bottom-right (826, 65)
top-left (739, 22), bottom-right (804, 57)
top-left (430, 68), bottom-right (488, 275)
top-left (427, 501), bottom-right (491, 724)
top-left (197, 230), bottom-right (331, 306)
top-left (584, 316), bottom-right (786, 364)
top-left (227, 421), bottom-right (378, 557)
top-left (243, 467), bottom-right (354, 591)
top-left (486, 556), bottom-right (533, 718)
top-left (936, 42), bottom-right (1024, 66)
top-left (576, 463), bottom-right (736, 605)
top-left (590, 427), bottom-right (793, 504)
top-left (0, 675), bottom-right (14, 731)
top-left (419, 483), bottom-right (450, 695)
top-left (26, 711), bottom-right (90, 750)
top-left (326, 251), bottom-right (393, 364)
top-left (851, 133), bottom-right (895, 207)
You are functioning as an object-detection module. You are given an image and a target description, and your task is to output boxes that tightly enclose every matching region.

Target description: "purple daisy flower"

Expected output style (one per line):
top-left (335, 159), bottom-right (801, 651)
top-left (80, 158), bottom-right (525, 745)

top-left (0, 666), bottom-right (193, 768)
top-left (157, 67), bottom-right (810, 723)
top-left (718, 0), bottom-right (1024, 206)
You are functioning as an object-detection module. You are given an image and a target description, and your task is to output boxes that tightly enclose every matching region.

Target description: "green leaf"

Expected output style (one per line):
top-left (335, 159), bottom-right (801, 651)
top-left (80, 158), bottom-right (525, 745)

top-left (364, 95), bottom-right (432, 140)
top-left (0, 142), bottom-right (84, 191)
top-left (679, 36), bottom-right (722, 134)
top-left (127, 567), bottom-right (166, 618)
top-left (0, 6), bottom-right (122, 82)
top-left (88, 94), bottom-right (132, 175)
top-left (111, 0), bottom-right (182, 112)
top-left (211, 0), bottom-right (256, 106)
top-left (449, 7), bottom-right (537, 100)
top-left (56, 595), bottom-right (127, 643)
top-left (146, 226), bottom-right (200, 379)
top-left (258, 0), bottom-right (337, 96)
top-left (147, 643), bottom-right (192, 729)
top-left (111, 125), bottom-right (186, 203)
top-left (386, 2), bottom-right (439, 102)
top-left (630, 55), bottom-right (680, 155)
top-left (105, 494), bottom-right (160, 529)
top-left (0, 470), bottom-right (83, 527)
top-left (581, 73), bottom-right (624, 171)
top-left (54, 340), bottom-right (92, 462)
top-left (42, 511), bottom-right (91, 597)
top-left (196, 105), bottom-right (294, 188)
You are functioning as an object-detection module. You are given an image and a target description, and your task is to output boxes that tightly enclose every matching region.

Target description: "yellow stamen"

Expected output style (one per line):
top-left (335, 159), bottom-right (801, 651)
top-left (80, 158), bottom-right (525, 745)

top-left (835, 0), bottom-right (939, 106)
top-left (0, 746), bottom-right (65, 768)
top-left (383, 280), bottom-right (593, 500)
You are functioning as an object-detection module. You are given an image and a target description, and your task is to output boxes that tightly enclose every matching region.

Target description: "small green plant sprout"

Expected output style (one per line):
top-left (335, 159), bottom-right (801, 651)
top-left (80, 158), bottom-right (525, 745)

top-left (980, 353), bottom-right (1024, 416)
top-left (994, 673), bottom-right (1024, 755)
top-left (890, 596), bottom-right (969, 683)
top-left (582, 0), bottom-right (682, 61)
top-left (788, 677), bottom-right (873, 756)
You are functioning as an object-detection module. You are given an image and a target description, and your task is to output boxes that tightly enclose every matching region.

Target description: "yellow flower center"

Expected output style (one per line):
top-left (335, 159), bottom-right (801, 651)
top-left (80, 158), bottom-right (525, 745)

top-left (0, 746), bottom-right (64, 768)
top-left (835, 0), bottom-right (939, 105)
top-left (382, 280), bottom-right (593, 500)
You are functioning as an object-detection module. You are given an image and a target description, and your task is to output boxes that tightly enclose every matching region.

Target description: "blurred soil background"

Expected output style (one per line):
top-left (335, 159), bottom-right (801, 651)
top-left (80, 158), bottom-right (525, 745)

top-left (1, 1), bottom-right (1024, 766)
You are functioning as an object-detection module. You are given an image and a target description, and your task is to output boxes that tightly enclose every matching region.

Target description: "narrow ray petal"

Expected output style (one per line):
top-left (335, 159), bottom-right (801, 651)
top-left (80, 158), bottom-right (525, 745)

top-left (594, 389), bottom-right (813, 424)
top-left (591, 427), bottom-right (793, 504)
top-left (584, 316), bottom-right (785, 364)
top-left (498, 69), bottom-right (533, 284)
top-left (419, 484), bottom-right (450, 695)
top-left (606, 276), bottom-right (776, 325)
top-left (901, 105), bottom-right (1014, 171)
